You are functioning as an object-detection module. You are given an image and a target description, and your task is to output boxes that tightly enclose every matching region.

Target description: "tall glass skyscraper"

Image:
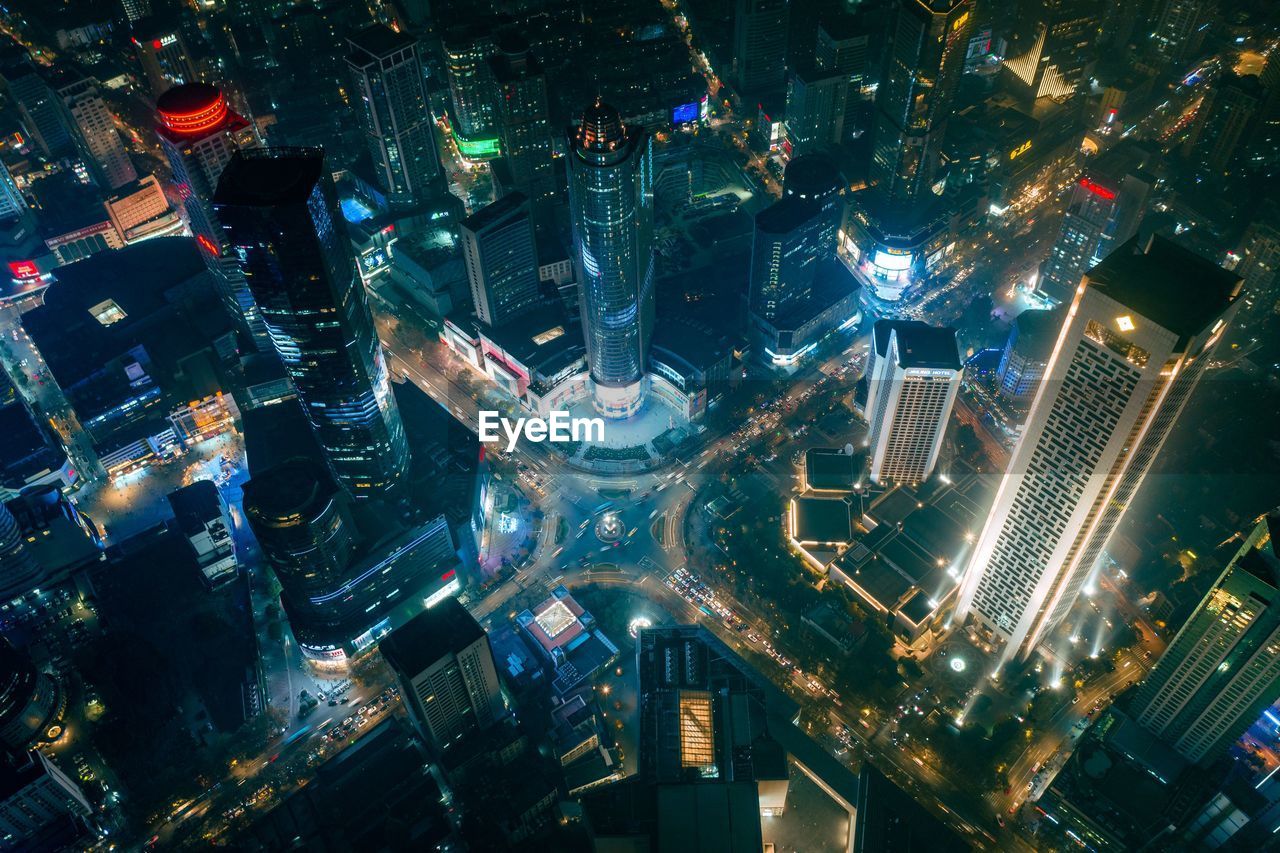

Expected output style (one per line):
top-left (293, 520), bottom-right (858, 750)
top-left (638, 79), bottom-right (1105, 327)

top-left (214, 148), bottom-right (411, 500)
top-left (869, 0), bottom-right (971, 202)
top-left (346, 25), bottom-right (441, 209)
top-left (566, 99), bottom-right (655, 419)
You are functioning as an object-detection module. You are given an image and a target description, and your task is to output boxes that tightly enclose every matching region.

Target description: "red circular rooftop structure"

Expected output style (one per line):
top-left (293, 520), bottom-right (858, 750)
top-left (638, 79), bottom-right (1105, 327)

top-left (157, 83), bottom-right (229, 136)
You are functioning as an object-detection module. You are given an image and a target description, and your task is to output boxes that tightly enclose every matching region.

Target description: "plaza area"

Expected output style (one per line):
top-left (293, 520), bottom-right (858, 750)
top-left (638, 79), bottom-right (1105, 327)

top-left (560, 395), bottom-right (693, 470)
top-left (74, 431), bottom-right (245, 545)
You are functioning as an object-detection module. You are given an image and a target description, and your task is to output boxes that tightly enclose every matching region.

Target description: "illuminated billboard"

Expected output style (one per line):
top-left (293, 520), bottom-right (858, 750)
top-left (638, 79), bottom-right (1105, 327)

top-left (455, 133), bottom-right (501, 160)
top-left (672, 101), bottom-right (699, 124)
top-left (872, 249), bottom-right (913, 272)
top-left (7, 260), bottom-right (39, 279)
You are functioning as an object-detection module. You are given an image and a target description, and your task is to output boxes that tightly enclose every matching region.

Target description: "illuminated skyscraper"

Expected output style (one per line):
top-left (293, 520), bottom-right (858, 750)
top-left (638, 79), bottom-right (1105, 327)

top-left (120, 0), bottom-right (150, 23)
top-left (57, 76), bottom-right (137, 190)
top-left (1233, 216), bottom-right (1280, 321)
top-left (490, 33), bottom-right (555, 208)
top-left (1130, 512), bottom-right (1280, 766)
top-left (1037, 143), bottom-right (1155, 305)
top-left (156, 83), bottom-right (269, 349)
top-left (1151, 0), bottom-right (1215, 65)
top-left (996, 307), bottom-right (1064, 403)
top-left (461, 192), bottom-right (541, 328)
top-left (346, 25), bottom-right (442, 209)
top-left (733, 0), bottom-right (789, 94)
top-left (748, 196), bottom-right (830, 322)
top-left (131, 15), bottom-right (199, 97)
top-left (869, 0), bottom-right (971, 202)
top-left (784, 65), bottom-right (848, 155)
top-left (443, 27), bottom-right (499, 158)
top-left (1, 62), bottom-right (76, 159)
top-left (1184, 73), bottom-right (1264, 178)
top-left (567, 99), bottom-right (655, 419)
top-left (865, 322), bottom-right (961, 485)
top-left (214, 148), bottom-right (410, 499)
top-left (955, 236), bottom-right (1240, 664)
top-left (1001, 0), bottom-right (1103, 102)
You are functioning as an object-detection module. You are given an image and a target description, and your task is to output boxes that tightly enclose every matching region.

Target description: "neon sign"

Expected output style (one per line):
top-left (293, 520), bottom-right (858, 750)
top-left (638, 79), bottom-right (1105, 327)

top-left (8, 260), bottom-right (38, 279)
top-left (1079, 178), bottom-right (1117, 200)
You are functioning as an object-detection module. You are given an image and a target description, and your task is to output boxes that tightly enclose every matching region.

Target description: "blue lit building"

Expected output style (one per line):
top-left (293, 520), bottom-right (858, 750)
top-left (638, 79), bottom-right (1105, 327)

top-left (566, 99), bottom-right (655, 419)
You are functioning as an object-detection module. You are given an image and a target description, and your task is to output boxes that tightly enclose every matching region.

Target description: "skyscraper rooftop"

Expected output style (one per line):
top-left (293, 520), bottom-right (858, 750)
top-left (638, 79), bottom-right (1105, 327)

top-left (1086, 235), bottom-right (1242, 344)
top-left (213, 147), bottom-right (325, 206)
top-left (378, 597), bottom-right (486, 676)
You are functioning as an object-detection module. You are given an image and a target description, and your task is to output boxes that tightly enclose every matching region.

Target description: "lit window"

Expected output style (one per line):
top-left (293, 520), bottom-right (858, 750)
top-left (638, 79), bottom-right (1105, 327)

top-left (88, 298), bottom-right (127, 326)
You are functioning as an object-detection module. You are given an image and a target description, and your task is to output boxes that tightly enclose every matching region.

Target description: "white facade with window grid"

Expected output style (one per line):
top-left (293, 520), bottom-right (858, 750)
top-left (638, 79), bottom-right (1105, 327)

top-left (955, 259), bottom-right (1236, 665)
top-left (866, 329), bottom-right (960, 485)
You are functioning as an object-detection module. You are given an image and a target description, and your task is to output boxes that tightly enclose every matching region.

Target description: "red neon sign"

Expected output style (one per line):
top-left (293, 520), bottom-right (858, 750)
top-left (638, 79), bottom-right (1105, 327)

top-left (195, 234), bottom-right (219, 256)
top-left (440, 569), bottom-right (456, 582)
top-left (1079, 178), bottom-right (1117, 201)
top-left (152, 40), bottom-right (163, 50)
top-left (8, 260), bottom-right (38, 279)
top-left (158, 90), bottom-right (229, 137)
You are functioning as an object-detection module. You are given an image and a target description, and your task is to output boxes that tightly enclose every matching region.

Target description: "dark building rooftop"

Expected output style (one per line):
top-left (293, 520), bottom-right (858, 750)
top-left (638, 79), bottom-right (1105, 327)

top-left (1086, 235), bottom-right (1241, 347)
top-left (240, 457), bottom-right (335, 523)
top-left (378, 596), bottom-right (485, 676)
top-left (891, 324), bottom-right (961, 370)
top-left (213, 147), bottom-right (325, 207)
top-left (804, 448), bottom-right (860, 491)
top-left (461, 190), bottom-right (528, 232)
top-left (791, 496), bottom-right (853, 545)
top-left (754, 194), bottom-right (822, 235)
top-left (347, 23), bottom-right (416, 60)
top-left (166, 480), bottom-right (223, 539)
top-left (1009, 307), bottom-right (1065, 361)
top-left (242, 399), bottom-right (325, 476)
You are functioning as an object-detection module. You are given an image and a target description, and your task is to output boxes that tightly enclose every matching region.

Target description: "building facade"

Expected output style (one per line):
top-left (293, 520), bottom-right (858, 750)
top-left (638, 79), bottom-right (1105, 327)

top-left (566, 100), bottom-right (655, 419)
top-left (380, 597), bottom-right (504, 751)
top-left (461, 192), bottom-right (541, 328)
top-left (57, 77), bottom-right (137, 189)
top-left (1001, 0), bottom-right (1104, 102)
top-left (214, 148), bottom-right (411, 499)
top-left (1038, 145), bottom-right (1155, 305)
top-left (869, 0), bottom-right (971, 202)
top-left (346, 25), bottom-right (442, 209)
top-left (732, 0), bottom-right (789, 94)
top-left (865, 322), bottom-right (961, 485)
top-left (490, 33), bottom-right (556, 209)
top-left (955, 237), bottom-right (1240, 664)
top-left (1131, 513), bottom-right (1280, 765)
top-left (155, 82), bottom-right (270, 349)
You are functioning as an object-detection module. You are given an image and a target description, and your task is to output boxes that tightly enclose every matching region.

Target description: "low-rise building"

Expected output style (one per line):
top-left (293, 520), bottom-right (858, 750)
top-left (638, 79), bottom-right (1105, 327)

top-left (167, 480), bottom-right (236, 587)
top-left (517, 585), bottom-right (618, 696)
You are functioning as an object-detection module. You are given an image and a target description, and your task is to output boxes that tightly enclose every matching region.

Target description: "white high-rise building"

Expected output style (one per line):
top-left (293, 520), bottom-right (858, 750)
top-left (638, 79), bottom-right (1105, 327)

top-left (954, 236), bottom-right (1240, 665)
top-left (865, 321), bottom-right (961, 485)
top-left (57, 77), bottom-right (137, 190)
